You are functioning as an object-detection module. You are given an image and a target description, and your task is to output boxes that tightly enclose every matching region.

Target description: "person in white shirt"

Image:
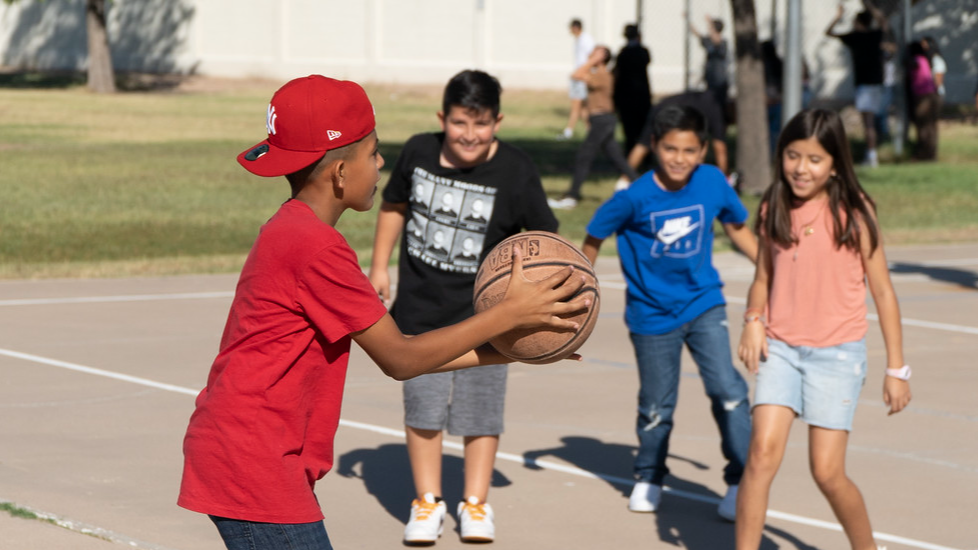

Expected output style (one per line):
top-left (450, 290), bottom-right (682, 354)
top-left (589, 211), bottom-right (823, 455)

top-left (558, 18), bottom-right (596, 140)
top-left (923, 36), bottom-right (947, 99)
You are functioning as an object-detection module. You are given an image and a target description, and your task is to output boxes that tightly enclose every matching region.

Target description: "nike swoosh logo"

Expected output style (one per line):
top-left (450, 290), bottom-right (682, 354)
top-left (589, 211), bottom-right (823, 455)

top-left (657, 222), bottom-right (701, 246)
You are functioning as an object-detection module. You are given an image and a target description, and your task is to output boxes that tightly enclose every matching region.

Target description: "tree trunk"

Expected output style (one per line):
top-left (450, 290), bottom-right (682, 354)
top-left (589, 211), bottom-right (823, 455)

top-left (86, 0), bottom-right (116, 93)
top-left (729, 0), bottom-right (769, 195)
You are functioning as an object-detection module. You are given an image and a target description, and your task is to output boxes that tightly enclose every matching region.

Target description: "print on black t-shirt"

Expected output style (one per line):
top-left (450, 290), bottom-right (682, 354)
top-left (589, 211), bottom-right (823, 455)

top-left (405, 167), bottom-right (497, 274)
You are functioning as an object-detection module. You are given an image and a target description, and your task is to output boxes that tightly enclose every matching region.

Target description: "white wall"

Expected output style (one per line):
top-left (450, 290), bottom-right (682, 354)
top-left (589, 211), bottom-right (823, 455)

top-left (0, 0), bottom-right (975, 102)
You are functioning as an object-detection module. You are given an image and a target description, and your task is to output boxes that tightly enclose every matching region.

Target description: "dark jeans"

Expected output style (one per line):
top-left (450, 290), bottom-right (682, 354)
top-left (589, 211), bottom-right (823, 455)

top-left (707, 83), bottom-right (729, 124)
top-left (617, 101), bottom-right (651, 154)
top-left (210, 516), bottom-right (334, 550)
top-left (629, 305), bottom-right (751, 486)
top-left (565, 113), bottom-right (638, 200)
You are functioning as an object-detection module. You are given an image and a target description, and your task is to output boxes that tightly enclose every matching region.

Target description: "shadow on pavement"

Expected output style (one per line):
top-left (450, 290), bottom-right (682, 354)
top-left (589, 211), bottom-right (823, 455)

top-left (890, 262), bottom-right (978, 289)
top-left (335, 443), bottom-right (512, 526)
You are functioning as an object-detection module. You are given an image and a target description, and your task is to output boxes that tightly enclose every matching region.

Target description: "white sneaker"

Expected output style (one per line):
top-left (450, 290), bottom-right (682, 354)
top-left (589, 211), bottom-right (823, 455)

top-left (628, 481), bottom-right (662, 512)
top-left (547, 196), bottom-right (578, 210)
top-left (863, 150), bottom-right (879, 168)
top-left (458, 496), bottom-right (495, 542)
top-left (614, 176), bottom-right (631, 191)
top-left (404, 493), bottom-right (446, 544)
top-left (717, 484), bottom-right (738, 521)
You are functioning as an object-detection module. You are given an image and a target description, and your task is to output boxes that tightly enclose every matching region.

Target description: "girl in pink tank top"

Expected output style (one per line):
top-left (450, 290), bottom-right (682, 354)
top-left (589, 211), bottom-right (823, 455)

top-left (734, 109), bottom-right (912, 550)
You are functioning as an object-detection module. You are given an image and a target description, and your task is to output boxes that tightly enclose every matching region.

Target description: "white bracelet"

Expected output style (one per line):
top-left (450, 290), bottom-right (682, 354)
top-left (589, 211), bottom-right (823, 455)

top-left (885, 365), bottom-right (912, 380)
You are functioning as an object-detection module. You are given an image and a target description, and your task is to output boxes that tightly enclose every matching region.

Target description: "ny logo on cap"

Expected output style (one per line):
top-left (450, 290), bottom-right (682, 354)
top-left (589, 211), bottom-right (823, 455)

top-left (327, 130), bottom-right (342, 141)
top-left (266, 104), bottom-right (277, 135)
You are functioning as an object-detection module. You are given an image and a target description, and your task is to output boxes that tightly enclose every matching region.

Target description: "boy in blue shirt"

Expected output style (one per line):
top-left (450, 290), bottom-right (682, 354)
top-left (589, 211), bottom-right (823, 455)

top-left (582, 105), bottom-right (757, 520)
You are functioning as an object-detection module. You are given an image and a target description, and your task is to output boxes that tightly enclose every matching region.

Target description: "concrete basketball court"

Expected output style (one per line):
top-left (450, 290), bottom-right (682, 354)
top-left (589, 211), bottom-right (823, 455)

top-left (0, 243), bottom-right (975, 550)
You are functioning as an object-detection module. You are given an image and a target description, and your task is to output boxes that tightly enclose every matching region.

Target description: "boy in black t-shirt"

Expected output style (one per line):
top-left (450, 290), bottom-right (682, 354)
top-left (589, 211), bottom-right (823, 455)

top-left (368, 69), bottom-right (557, 545)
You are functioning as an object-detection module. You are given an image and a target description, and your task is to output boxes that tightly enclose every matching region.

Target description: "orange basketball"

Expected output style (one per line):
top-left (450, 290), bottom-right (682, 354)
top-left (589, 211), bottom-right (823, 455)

top-left (473, 231), bottom-right (600, 364)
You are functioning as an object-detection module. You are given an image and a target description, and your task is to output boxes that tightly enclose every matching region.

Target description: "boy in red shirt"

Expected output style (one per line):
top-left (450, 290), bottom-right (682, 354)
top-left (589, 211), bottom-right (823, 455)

top-left (177, 75), bottom-right (587, 550)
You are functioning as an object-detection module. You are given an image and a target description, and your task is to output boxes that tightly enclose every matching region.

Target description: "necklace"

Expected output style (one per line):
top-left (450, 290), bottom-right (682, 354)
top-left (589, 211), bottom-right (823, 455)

top-left (793, 205), bottom-right (823, 261)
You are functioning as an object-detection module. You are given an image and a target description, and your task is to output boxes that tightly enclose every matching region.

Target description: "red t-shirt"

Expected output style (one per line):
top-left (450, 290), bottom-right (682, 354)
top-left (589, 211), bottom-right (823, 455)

top-left (178, 200), bottom-right (387, 523)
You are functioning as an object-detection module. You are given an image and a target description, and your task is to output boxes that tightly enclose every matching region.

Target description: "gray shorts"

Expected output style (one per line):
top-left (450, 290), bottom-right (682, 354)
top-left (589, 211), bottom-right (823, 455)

top-left (568, 78), bottom-right (587, 100)
top-left (403, 364), bottom-right (508, 436)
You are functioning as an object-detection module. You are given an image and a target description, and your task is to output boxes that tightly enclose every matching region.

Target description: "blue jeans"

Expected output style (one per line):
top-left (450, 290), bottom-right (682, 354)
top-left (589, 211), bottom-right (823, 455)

top-left (210, 516), bottom-right (333, 550)
top-left (629, 305), bottom-right (751, 486)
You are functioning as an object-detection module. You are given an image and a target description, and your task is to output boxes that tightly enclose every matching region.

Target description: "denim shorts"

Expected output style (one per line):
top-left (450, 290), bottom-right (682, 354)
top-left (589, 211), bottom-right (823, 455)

top-left (753, 338), bottom-right (867, 431)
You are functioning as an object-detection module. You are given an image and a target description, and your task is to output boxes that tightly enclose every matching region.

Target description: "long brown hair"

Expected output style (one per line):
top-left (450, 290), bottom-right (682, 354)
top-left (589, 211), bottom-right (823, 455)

top-left (757, 109), bottom-right (879, 253)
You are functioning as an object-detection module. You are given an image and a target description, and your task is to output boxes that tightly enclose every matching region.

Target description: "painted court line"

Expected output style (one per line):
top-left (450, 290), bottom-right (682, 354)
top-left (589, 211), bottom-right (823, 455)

top-left (598, 280), bottom-right (979, 335)
top-left (1, 283), bottom-right (976, 335)
top-left (0, 291), bottom-right (234, 307)
top-left (0, 348), bottom-right (963, 550)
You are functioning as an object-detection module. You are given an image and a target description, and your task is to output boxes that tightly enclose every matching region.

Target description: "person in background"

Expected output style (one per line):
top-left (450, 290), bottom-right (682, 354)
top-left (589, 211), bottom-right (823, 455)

top-left (690, 14), bottom-right (730, 125)
top-left (906, 41), bottom-right (940, 160)
top-left (549, 46), bottom-right (639, 210)
top-left (558, 18), bottom-right (596, 140)
top-left (762, 40), bottom-right (784, 155)
top-left (922, 36), bottom-right (947, 101)
top-left (613, 23), bottom-right (653, 156)
top-left (825, 1), bottom-right (889, 168)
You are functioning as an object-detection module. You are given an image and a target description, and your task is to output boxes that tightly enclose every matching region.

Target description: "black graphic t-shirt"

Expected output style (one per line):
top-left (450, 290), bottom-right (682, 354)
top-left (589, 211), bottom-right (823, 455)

top-left (383, 132), bottom-right (558, 333)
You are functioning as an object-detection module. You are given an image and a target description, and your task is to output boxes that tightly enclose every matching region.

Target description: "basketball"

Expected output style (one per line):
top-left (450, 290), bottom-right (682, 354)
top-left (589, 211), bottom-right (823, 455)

top-left (473, 231), bottom-right (600, 364)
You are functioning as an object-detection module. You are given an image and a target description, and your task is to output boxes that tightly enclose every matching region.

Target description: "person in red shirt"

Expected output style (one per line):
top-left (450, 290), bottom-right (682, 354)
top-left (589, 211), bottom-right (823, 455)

top-left (177, 75), bottom-right (588, 550)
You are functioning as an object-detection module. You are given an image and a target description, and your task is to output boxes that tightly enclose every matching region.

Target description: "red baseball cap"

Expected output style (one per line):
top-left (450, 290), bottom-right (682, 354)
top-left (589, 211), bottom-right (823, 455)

top-left (237, 75), bottom-right (376, 177)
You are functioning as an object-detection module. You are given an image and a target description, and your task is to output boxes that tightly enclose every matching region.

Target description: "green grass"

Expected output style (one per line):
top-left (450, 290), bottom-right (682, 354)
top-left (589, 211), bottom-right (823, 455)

top-left (0, 501), bottom-right (52, 523)
top-left (0, 79), bottom-right (975, 278)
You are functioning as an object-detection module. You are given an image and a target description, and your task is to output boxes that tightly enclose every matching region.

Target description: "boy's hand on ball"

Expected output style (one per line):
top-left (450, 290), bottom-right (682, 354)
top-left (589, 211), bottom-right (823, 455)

top-left (503, 245), bottom-right (590, 331)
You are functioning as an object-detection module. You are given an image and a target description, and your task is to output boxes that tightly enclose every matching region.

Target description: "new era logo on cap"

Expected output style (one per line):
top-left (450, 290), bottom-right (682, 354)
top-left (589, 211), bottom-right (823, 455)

top-left (237, 75), bottom-right (376, 177)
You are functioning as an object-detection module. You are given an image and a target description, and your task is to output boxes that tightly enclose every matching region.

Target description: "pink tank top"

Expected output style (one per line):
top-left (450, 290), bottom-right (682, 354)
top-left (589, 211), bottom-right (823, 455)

top-left (765, 197), bottom-right (868, 347)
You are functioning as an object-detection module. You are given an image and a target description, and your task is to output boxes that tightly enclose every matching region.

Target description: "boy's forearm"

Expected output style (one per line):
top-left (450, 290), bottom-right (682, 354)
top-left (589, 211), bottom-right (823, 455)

top-left (431, 343), bottom-right (511, 371)
top-left (370, 203), bottom-right (405, 271)
top-left (725, 223), bottom-right (759, 264)
top-left (359, 305), bottom-right (520, 380)
top-left (582, 235), bottom-right (603, 265)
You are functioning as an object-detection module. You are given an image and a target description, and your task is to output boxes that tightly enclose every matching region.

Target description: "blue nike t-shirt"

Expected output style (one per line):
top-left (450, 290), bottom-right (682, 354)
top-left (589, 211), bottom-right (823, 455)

top-left (586, 164), bottom-right (748, 335)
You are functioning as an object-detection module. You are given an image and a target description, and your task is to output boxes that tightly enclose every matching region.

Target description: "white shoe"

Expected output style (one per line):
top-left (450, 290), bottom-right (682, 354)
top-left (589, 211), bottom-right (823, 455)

top-left (717, 484), bottom-right (738, 521)
top-left (628, 481), bottom-right (662, 512)
top-left (458, 496), bottom-right (495, 542)
top-left (614, 176), bottom-right (631, 191)
top-left (547, 196), bottom-right (578, 210)
top-left (404, 493), bottom-right (446, 544)
top-left (863, 150), bottom-right (879, 168)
